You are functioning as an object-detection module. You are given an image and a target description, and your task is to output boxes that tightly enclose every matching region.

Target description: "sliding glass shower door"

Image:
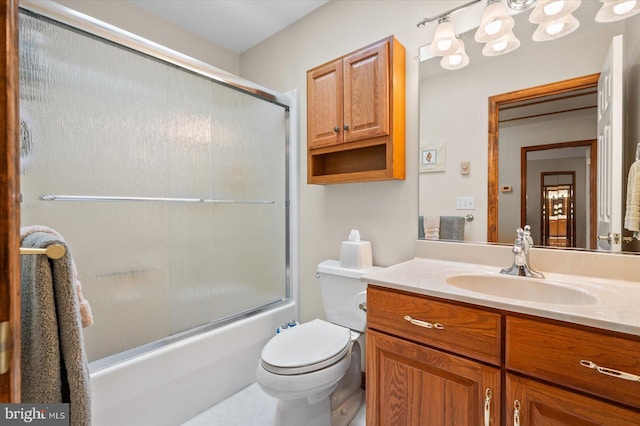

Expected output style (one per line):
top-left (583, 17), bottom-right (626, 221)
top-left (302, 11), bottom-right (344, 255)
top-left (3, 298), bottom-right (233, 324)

top-left (19, 10), bottom-right (290, 363)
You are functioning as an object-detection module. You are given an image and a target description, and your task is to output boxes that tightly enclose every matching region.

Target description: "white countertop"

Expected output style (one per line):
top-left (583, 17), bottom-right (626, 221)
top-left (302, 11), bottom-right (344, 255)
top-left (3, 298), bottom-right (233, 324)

top-left (362, 257), bottom-right (640, 337)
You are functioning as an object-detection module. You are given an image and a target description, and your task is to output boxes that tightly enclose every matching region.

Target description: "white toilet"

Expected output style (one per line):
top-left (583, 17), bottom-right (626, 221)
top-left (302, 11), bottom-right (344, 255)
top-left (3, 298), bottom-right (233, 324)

top-left (256, 259), bottom-right (381, 426)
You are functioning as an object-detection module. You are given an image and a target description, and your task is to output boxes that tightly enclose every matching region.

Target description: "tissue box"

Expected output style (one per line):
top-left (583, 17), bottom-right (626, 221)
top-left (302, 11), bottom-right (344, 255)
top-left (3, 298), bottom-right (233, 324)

top-left (340, 240), bottom-right (372, 269)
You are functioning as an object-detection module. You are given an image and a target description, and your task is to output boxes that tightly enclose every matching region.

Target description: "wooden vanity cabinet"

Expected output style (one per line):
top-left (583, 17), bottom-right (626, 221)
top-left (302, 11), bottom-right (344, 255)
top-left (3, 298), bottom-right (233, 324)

top-left (366, 285), bottom-right (640, 425)
top-left (307, 36), bottom-right (405, 184)
top-left (366, 286), bottom-right (501, 425)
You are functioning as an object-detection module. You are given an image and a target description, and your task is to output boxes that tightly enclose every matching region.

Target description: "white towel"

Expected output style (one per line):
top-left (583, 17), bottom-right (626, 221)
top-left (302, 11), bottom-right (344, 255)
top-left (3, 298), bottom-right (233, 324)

top-left (624, 161), bottom-right (640, 232)
top-left (423, 215), bottom-right (440, 240)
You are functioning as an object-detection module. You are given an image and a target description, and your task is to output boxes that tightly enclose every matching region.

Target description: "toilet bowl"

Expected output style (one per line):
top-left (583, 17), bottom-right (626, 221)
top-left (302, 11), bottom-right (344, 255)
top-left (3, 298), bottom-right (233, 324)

top-left (256, 260), bottom-right (380, 426)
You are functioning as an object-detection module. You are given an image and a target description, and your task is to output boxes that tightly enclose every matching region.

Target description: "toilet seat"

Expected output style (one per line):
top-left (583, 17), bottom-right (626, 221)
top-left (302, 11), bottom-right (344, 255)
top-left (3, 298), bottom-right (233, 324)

top-left (261, 319), bottom-right (351, 375)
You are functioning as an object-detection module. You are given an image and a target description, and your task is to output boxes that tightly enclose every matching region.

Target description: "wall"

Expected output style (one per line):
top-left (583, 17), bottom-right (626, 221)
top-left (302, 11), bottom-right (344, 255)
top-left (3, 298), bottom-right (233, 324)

top-left (53, 0), bottom-right (239, 74)
top-left (240, 0), bottom-right (438, 322)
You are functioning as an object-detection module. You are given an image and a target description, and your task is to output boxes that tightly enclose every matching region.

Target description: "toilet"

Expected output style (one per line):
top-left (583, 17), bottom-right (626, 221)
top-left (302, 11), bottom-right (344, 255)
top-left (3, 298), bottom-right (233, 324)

top-left (256, 259), bottom-right (381, 426)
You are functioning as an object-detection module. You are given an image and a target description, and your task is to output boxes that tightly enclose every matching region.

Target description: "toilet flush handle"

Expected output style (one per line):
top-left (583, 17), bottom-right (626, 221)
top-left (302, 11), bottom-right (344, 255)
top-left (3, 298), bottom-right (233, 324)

top-left (358, 302), bottom-right (367, 312)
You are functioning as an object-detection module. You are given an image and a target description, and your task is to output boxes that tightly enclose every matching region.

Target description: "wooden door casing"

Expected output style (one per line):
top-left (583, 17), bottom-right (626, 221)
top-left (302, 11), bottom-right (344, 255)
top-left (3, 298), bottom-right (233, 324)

top-left (0, 0), bottom-right (21, 403)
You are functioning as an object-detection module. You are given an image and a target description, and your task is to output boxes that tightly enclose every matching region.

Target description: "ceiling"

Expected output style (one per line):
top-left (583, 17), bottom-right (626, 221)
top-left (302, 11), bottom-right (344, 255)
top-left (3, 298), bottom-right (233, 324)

top-left (128, 0), bottom-right (330, 54)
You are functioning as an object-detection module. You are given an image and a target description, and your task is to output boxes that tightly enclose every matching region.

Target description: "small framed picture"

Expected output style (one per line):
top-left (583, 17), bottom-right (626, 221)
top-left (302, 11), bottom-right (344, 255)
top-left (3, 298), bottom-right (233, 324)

top-left (420, 142), bottom-right (445, 173)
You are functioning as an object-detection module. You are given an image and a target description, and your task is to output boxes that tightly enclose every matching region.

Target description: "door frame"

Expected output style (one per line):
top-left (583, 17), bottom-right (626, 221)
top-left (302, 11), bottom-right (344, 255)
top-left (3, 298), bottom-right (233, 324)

top-left (487, 73), bottom-right (600, 243)
top-left (521, 140), bottom-right (597, 249)
top-left (1, 0), bottom-right (21, 403)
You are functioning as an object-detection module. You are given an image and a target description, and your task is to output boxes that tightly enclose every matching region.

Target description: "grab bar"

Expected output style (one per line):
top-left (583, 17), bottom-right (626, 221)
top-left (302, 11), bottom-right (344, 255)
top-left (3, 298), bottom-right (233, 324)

top-left (40, 195), bottom-right (275, 204)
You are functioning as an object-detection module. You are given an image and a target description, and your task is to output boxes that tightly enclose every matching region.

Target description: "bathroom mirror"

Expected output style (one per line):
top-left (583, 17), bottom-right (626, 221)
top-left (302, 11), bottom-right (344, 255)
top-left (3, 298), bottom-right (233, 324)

top-left (418, 1), bottom-right (640, 253)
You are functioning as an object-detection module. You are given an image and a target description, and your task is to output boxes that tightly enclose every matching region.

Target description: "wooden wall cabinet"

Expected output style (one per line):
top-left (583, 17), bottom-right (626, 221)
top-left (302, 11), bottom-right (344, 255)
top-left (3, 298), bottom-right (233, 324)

top-left (307, 36), bottom-right (405, 184)
top-left (366, 286), bottom-right (640, 425)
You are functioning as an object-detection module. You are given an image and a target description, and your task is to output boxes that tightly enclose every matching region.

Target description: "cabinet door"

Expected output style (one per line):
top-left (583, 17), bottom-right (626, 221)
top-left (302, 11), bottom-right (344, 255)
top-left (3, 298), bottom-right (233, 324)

top-left (307, 58), bottom-right (343, 148)
top-left (367, 330), bottom-right (500, 426)
top-left (343, 40), bottom-right (389, 143)
top-left (506, 374), bottom-right (640, 425)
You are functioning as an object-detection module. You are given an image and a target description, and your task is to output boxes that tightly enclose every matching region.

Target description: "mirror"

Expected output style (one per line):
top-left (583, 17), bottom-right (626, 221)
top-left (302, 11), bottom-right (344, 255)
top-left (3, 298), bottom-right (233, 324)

top-left (418, 1), bottom-right (640, 253)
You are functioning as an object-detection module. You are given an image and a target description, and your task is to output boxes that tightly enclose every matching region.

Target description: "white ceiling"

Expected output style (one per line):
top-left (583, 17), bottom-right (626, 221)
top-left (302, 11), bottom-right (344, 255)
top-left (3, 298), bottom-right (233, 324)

top-left (128, 0), bottom-right (330, 54)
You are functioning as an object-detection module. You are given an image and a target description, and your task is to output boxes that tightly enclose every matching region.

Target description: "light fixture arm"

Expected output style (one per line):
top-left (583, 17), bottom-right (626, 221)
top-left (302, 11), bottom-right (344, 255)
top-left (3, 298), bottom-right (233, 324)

top-left (417, 0), bottom-right (483, 27)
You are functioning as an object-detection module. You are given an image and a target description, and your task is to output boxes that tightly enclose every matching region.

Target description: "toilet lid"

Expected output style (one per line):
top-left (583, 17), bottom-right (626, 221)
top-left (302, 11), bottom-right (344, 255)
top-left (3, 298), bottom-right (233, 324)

top-left (261, 319), bottom-right (351, 375)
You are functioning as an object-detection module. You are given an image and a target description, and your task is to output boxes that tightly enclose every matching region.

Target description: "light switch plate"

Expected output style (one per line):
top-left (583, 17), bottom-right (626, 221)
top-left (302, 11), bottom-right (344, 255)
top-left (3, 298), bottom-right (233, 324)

top-left (456, 196), bottom-right (475, 210)
top-left (460, 161), bottom-right (470, 175)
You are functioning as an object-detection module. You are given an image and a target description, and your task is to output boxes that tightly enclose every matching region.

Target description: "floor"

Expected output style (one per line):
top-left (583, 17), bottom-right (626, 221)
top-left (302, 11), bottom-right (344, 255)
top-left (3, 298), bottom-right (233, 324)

top-left (182, 383), bottom-right (366, 426)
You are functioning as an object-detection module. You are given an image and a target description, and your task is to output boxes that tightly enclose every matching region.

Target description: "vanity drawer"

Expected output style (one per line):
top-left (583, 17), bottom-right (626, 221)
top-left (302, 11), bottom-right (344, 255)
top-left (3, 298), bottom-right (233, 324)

top-left (506, 316), bottom-right (640, 410)
top-left (367, 286), bottom-right (502, 365)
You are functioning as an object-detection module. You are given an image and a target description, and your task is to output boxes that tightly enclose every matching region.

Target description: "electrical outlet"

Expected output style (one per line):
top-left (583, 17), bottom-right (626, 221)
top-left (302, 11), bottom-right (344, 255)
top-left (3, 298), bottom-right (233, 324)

top-left (456, 196), bottom-right (475, 210)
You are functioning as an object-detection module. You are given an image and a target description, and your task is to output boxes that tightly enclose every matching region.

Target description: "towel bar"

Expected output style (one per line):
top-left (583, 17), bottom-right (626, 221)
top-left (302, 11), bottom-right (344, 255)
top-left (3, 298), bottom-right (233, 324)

top-left (20, 244), bottom-right (66, 259)
top-left (40, 194), bottom-right (275, 204)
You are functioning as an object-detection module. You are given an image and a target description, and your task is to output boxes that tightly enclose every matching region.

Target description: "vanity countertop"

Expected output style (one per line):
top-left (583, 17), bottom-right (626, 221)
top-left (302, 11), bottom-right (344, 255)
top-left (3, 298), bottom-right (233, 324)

top-left (362, 257), bottom-right (640, 337)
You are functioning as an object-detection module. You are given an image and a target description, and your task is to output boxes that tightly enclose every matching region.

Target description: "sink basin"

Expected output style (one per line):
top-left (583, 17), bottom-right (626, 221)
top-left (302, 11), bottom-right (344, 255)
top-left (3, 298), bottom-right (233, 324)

top-left (445, 274), bottom-right (597, 305)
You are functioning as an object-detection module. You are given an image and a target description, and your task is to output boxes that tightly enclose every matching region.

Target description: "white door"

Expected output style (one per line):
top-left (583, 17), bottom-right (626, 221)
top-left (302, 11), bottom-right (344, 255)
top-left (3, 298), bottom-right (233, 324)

top-left (597, 35), bottom-right (624, 252)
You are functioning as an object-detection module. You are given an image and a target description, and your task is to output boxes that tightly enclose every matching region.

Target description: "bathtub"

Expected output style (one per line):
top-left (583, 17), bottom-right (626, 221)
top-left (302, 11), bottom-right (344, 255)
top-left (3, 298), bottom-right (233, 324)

top-left (90, 302), bottom-right (297, 426)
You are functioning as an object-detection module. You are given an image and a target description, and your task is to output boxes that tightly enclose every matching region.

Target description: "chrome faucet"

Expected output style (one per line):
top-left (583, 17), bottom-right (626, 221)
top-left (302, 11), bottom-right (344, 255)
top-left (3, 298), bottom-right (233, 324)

top-left (500, 226), bottom-right (544, 278)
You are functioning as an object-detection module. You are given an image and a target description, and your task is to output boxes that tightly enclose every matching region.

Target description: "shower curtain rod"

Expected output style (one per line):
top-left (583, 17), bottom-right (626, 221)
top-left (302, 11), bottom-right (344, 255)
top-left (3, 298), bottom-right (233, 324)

top-left (39, 195), bottom-right (275, 204)
top-left (20, 244), bottom-right (66, 259)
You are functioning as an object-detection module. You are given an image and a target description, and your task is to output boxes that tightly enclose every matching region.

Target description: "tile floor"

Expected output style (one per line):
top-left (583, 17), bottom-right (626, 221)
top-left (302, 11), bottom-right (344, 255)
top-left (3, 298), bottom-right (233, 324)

top-left (182, 382), bottom-right (366, 426)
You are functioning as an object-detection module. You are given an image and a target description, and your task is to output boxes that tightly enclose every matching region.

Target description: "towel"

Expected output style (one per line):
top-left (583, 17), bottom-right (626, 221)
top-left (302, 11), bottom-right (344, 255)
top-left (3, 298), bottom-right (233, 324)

top-left (21, 225), bottom-right (93, 328)
top-left (20, 231), bottom-right (92, 426)
top-left (624, 160), bottom-right (640, 232)
top-left (440, 216), bottom-right (465, 241)
top-left (423, 215), bottom-right (440, 240)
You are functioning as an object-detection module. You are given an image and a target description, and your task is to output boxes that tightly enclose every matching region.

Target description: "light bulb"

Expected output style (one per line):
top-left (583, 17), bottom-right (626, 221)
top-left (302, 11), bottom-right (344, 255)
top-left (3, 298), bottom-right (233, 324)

top-left (448, 54), bottom-right (463, 65)
top-left (614, 0), bottom-right (636, 15)
top-left (437, 39), bottom-right (453, 51)
top-left (546, 21), bottom-right (565, 35)
top-left (543, 0), bottom-right (565, 16)
top-left (485, 20), bottom-right (503, 35)
top-left (492, 40), bottom-right (508, 52)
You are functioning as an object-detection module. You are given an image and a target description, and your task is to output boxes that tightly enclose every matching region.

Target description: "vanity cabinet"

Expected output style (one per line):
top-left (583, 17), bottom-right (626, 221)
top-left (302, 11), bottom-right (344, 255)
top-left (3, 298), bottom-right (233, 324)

top-left (366, 286), bottom-right (501, 425)
top-left (366, 285), bottom-right (640, 425)
top-left (306, 35), bottom-right (405, 184)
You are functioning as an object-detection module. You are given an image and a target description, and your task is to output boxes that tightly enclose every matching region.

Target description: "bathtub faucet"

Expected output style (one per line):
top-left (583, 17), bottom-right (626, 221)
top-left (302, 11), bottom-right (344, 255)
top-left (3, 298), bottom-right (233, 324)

top-left (500, 226), bottom-right (544, 278)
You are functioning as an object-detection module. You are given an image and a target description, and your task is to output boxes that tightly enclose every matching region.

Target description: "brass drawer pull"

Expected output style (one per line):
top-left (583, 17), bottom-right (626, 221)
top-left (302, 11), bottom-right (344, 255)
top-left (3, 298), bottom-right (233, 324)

top-left (484, 388), bottom-right (492, 426)
top-left (513, 400), bottom-right (521, 426)
top-left (580, 360), bottom-right (640, 382)
top-left (404, 315), bottom-right (444, 330)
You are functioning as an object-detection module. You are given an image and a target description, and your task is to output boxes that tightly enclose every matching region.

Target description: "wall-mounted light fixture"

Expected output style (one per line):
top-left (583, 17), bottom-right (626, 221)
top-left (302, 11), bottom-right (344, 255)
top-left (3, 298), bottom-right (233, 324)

top-left (430, 17), bottom-right (461, 56)
top-left (417, 0), bottom-right (638, 70)
top-left (529, 0), bottom-right (581, 41)
top-left (595, 0), bottom-right (640, 22)
top-left (441, 37), bottom-right (470, 70)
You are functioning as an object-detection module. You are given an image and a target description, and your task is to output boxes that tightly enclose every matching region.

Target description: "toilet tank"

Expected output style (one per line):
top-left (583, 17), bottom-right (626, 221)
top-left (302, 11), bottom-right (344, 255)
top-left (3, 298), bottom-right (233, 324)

top-left (317, 259), bottom-right (382, 332)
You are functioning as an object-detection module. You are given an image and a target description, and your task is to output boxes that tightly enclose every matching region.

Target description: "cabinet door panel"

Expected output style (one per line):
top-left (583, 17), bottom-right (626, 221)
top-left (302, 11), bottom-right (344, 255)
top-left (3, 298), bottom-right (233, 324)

top-left (367, 329), bottom-right (500, 426)
top-left (307, 58), bottom-right (343, 148)
top-left (343, 40), bottom-right (389, 143)
top-left (506, 374), bottom-right (640, 425)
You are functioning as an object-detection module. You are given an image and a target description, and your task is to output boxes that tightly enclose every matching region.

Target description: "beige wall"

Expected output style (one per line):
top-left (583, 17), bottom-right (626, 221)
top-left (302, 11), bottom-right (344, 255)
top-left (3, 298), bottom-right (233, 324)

top-left (53, 0), bottom-right (240, 74)
top-left (239, 0), bottom-right (440, 322)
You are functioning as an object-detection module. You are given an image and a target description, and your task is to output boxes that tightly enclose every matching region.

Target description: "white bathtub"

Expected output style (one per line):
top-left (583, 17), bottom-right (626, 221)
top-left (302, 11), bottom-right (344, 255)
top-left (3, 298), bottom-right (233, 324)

top-left (90, 302), bottom-right (297, 426)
